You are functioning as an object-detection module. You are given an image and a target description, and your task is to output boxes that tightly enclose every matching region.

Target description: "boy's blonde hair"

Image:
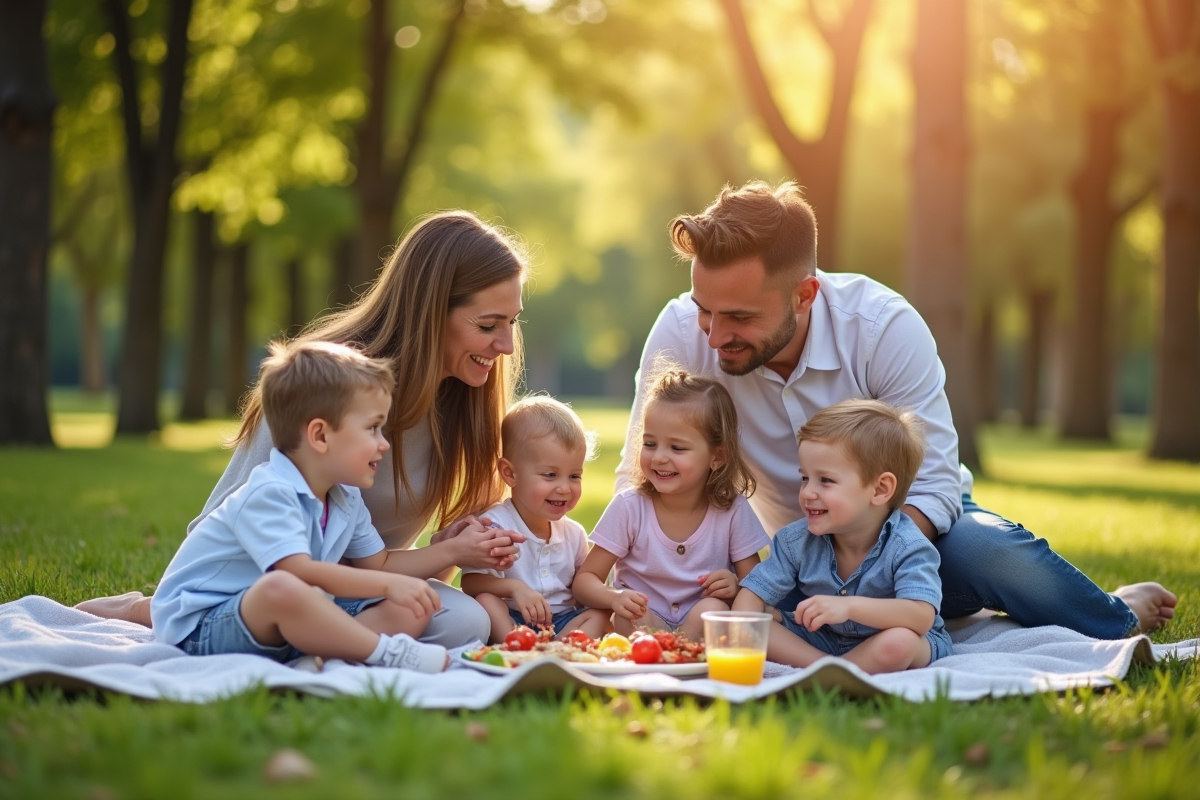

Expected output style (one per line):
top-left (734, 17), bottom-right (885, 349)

top-left (797, 399), bottom-right (925, 510)
top-left (501, 395), bottom-right (597, 462)
top-left (258, 340), bottom-right (394, 454)
top-left (632, 365), bottom-right (756, 510)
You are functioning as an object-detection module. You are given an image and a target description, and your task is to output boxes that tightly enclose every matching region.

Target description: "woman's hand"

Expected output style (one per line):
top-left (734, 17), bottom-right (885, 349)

top-left (698, 570), bottom-right (739, 600)
top-left (611, 589), bottom-right (649, 621)
top-left (430, 516), bottom-right (479, 545)
top-left (449, 520), bottom-right (527, 570)
top-left (385, 574), bottom-right (442, 619)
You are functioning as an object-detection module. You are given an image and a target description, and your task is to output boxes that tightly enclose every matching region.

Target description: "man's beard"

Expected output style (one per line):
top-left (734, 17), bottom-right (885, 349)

top-left (717, 311), bottom-right (797, 376)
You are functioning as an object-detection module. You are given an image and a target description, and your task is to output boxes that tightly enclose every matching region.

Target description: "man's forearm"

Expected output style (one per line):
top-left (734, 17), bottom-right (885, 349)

top-left (903, 504), bottom-right (937, 542)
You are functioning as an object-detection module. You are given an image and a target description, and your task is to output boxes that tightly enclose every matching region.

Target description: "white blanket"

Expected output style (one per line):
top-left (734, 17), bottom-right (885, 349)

top-left (2, 596), bottom-right (1195, 707)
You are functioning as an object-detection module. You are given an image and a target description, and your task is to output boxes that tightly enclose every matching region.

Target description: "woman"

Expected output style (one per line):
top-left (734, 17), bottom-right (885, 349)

top-left (78, 211), bottom-right (529, 647)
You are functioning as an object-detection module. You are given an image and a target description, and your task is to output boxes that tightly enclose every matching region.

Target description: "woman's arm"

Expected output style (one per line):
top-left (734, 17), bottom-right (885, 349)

top-left (274, 554), bottom-right (440, 619)
top-left (356, 522), bottom-right (527, 580)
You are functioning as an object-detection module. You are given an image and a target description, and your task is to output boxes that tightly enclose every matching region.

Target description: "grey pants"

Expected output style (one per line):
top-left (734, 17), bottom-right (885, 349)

top-left (421, 580), bottom-right (490, 648)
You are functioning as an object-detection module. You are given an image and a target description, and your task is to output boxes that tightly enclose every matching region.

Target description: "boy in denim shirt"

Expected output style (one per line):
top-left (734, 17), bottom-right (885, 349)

top-left (152, 341), bottom-right (449, 672)
top-left (734, 399), bottom-right (952, 674)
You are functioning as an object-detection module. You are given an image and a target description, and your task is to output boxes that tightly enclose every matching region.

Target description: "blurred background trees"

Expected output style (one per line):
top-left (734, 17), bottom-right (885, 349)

top-left (2, 0), bottom-right (1196, 461)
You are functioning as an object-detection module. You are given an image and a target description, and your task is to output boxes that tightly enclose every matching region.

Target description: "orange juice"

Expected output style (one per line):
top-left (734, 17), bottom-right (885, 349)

top-left (707, 647), bottom-right (766, 685)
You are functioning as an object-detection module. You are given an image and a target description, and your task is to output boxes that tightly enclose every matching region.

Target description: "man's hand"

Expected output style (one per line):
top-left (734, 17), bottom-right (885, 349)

top-left (385, 575), bottom-right (442, 619)
top-left (795, 595), bottom-right (854, 631)
top-left (698, 570), bottom-right (739, 600)
top-left (512, 584), bottom-right (552, 626)
top-left (612, 589), bottom-right (649, 621)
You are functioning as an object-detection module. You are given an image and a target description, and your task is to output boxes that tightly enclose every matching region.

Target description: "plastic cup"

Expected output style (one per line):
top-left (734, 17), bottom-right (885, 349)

top-left (702, 610), bottom-right (771, 685)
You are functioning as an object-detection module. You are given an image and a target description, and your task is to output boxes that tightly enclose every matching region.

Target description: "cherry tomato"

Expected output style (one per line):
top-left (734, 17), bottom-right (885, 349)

top-left (630, 636), bottom-right (663, 664)
top-left (504, 626), bottom-right (538, 651)
top-left (563, 629), bottom-right (593, 648)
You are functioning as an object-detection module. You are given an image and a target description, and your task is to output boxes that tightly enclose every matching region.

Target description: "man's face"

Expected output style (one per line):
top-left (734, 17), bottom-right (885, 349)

top-left (689, 256), bottom-right (798, 376)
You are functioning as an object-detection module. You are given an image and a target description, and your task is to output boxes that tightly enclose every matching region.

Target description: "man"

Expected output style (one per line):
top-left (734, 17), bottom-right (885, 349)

top-left (619, 180), bottom-right (1175, 638)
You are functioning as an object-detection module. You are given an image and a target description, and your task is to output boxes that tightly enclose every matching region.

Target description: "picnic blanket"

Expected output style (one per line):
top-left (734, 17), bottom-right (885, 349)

top-left (1, 596), bottom-right (1195, 707)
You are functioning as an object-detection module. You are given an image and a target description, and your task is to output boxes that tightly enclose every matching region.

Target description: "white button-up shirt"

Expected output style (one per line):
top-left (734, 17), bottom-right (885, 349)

top-left (618, 270), bottom-right (964, 537)
top-left (460, 499), bottom-right (590, 613)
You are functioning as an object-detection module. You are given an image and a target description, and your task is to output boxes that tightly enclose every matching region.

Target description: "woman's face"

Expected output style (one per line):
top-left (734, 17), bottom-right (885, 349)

top-left (441, 275), bottom-right (524, 386)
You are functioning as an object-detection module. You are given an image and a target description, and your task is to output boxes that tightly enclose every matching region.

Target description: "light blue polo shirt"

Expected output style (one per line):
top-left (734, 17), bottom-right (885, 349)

top-left (151, 448), bottom-right (386, 646)
top-left (740, 509), bottom-right (946, 640)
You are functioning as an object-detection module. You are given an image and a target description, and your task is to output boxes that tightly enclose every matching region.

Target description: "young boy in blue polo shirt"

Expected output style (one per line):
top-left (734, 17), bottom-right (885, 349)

top-left (734, 399), bottom-right (952, 675)
top-left (151, 341), bottom-right (449, 672)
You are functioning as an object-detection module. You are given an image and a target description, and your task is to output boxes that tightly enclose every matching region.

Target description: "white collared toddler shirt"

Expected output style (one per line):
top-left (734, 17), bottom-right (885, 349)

top-left (460, 498), bottom-right (590, 614)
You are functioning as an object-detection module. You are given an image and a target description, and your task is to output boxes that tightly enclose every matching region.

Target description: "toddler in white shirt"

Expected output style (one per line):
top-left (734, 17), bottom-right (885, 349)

top-left (460, 396), bottom-right (610, 643)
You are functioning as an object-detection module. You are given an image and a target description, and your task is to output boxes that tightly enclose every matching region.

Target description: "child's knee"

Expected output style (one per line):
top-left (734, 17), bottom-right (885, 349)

top-left (872, 627), bottom-right (922, 668)
top-left (249, 571), bottom-right (311, 609)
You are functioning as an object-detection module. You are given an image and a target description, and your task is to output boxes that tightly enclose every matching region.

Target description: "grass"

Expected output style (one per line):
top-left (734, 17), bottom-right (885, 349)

top-left (0, 394), bottom-right (1197, 799)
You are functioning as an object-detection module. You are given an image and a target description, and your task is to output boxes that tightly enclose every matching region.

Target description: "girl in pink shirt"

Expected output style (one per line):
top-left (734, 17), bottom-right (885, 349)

top-left (574, 368), bottom-right (770, 643)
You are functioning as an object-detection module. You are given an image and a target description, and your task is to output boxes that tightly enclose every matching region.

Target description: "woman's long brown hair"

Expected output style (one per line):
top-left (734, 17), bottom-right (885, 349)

top-left (235, 210), bottom-right (526, 529)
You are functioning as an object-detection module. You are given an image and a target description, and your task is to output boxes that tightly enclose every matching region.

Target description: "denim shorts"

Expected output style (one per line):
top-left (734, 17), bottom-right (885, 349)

top-left (507, 606), bottom-right (590, 636)
top-left (780, 609), bottom-right (953, 664)
top-left (178, 588), bottom-right (382, 662)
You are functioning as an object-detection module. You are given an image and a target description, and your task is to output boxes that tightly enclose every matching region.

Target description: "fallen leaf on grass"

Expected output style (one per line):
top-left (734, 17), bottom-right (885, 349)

top-left (964, 742), bottom-right (990, 765)
top-left (465, 721), bottom-right (489, 741)
top-left (861, 717), bottom-right (886, 731)
top-left (263, 748), bottom-right (317, 783)
top-left (608, 696), bottom-right (633, 717)
top-left (1104, 741), bottom-right (1128, 754)
top-left (626, 721), bottom-right (649, 739)
top-left (1137, 730), bottom-right (1170, 749)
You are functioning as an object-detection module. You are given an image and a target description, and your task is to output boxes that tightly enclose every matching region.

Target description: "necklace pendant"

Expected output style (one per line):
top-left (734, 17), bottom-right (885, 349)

top-left (677, 544), bottom-right (686, 555)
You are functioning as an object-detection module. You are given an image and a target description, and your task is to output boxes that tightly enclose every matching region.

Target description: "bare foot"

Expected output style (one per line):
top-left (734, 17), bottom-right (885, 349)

top-left (1113, 582), bottom-right (1177, 634)
top-left (75, 591), bottom-right (153, 627)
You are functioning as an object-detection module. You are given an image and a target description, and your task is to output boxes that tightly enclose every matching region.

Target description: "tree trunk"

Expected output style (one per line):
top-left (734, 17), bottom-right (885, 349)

top-left (179, 210), bottom-right (216, 420)
top-left (80, 286), bottom-right (106, 393)
top-left (110, 0), bottom-right (194, 434)
top-left (223, 243), bottom-right (250, 415)
top-left (1148, 78), bottom-right (1200, 459)
top-left (1019, 288), bottom-right (1053, 429)
top-left (350, 0), bottom-right (466, 289)
top-left (976, 302), bottom-right (997, 424)
top-left (1140, 0), bottom-right (1200, 460)
top-left (718, 0), bottom-right (875, 272)
top-left (285, 257), bottom-right (305, 334)
top-left (330, 234), bottom-right (356, 308)
top-left (1060, 106), bottom-right (1125, 441)
top-left (905, 0), bottom-right (978, 472)
top-left (0, 0), bottom-right (55, 445)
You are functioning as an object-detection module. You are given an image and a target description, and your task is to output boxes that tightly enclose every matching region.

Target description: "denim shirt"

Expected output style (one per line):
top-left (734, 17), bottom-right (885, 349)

top-left (740, 509), bottom-right (945, 639)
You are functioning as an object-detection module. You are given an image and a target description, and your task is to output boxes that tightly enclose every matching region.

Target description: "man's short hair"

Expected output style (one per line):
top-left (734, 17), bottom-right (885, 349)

top-left (258, 340), bottom-right (394, 453)
top-left (797, 399), bottom-right (925, 510)
top-left (501, 395), bottom-right (597, 462)
top-left (669, 180), bottom-right (818, 281)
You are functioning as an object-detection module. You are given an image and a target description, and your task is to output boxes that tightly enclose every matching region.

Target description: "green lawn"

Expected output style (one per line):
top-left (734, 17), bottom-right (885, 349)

top-left (0, 396), bottom-right (1197, 799)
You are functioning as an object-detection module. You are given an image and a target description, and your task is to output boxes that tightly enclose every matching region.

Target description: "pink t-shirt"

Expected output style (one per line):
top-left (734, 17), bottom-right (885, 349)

top-left (589, 488), bottom-right (771, 627)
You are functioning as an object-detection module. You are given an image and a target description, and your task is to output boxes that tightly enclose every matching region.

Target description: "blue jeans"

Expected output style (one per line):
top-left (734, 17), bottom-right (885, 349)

top-left (776, 496), bottom-right (1138, 640)
top-left (935, 496), bottom-right (1138, 639)
top-left (507, 606), bottom-right (590, 636)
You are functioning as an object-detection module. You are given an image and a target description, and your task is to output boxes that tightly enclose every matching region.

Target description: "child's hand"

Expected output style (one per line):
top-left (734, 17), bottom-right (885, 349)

top-left (512, 585), bottom-right (552, 626)
top-left (794, 595), bottom-right (853, 631)
top-left (698, 570), bottom-right (739, 600)
top-left (385, 575), bottom-right (442, 619)
top-left (611, 590), bottom-right (648, 621)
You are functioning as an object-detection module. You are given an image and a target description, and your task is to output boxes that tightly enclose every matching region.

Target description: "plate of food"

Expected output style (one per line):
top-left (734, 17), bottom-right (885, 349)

top-left (461, 627), bottom-right (708, 677)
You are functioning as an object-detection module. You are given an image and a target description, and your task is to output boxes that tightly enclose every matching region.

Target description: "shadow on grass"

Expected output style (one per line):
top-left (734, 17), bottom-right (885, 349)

top-left (983, 478), bottom-right (1200, 513)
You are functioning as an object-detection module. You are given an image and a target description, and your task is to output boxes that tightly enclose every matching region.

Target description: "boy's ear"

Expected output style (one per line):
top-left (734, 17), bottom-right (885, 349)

top-left (305, 418), bottom-right (331, 454)
top-left (497, 457), bottom-right (518, 488)
top-left (870, 472), bottom-right (898, 507)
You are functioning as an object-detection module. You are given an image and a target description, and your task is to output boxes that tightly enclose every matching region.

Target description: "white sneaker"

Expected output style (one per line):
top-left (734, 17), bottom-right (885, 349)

top-left (373, 634), bottom-right (448, 673)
